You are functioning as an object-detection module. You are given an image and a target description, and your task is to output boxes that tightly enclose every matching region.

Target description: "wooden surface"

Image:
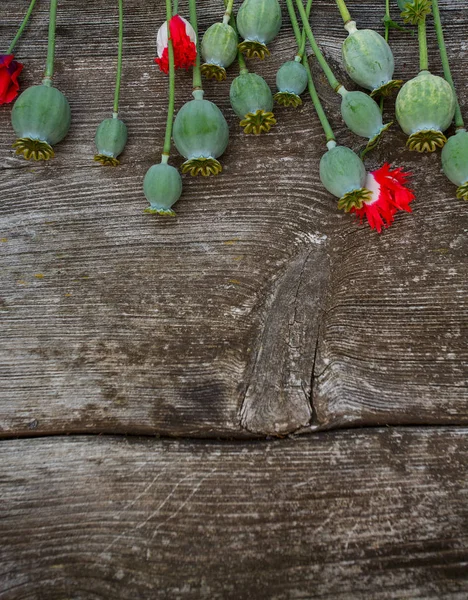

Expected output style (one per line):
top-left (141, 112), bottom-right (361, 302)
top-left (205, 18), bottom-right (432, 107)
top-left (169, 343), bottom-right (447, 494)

top-left (1, 0), bottom-right (467, 438)
top-left (2, 428), bottom-right (468, 599)
top-left (1, 3), bottom-right (468, 596)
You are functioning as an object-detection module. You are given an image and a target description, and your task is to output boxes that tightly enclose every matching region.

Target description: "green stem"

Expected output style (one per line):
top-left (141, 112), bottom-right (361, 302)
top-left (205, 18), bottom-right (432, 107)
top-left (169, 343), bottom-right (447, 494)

top-left (297, 0), bottom-right (313, 59)
top-left (113, 0), bottom-right (124, 115)
top-left (173, 0), bottom-right (178, 13)
top-left (224, 0), bottom-right (248, 73)
top-left (334, 0), bottom-right (352, 24)
top-left (188, 0), bottom-right (202, 90)
top-left (384, 0), bottom-right (390, 42)
top-left (288, 0), bottom-right (334, 141)
top-left (223, 0), bottom-right (234, 23)
top-left (304, 54), bottom-right (335, 143)
top-left (7, 0), bottom-right (38, 54)
top-left (43, 0), bottom-right (58, 83)
top-left (418, 15), bottom-right (428, 71)
top-left (163, 0), bottom-right (175, 156)
top-left (294, 0), bottom-right (342, 91)
top-left (432, 0), bottom-right (464, 129)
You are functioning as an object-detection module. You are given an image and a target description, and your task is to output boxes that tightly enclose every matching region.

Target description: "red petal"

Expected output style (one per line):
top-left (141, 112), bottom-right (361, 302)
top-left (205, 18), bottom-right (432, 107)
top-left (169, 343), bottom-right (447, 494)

top-left (351, 163), bottom-right (415, 233)
top-left (169, 15), bottom-right (197, 70)
top-left (0, 55), bottom-right (22, 104)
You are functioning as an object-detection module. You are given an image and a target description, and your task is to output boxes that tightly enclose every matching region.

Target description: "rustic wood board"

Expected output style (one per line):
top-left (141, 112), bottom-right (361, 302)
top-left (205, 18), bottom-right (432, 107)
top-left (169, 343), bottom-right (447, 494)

top-left (1, 428), bottom-right (468, 599)
top-left (1, 0), bottom-right (467, 437)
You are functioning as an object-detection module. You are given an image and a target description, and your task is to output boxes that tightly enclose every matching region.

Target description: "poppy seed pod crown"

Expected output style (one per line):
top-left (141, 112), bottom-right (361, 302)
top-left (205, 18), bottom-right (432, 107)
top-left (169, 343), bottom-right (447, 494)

top-left (173, 91), bottom-right (229, 176)
top-left (11, 84), bottom-right (71, 160)
top-left (230, 72), bottom-right (276, 134)
top-left (236, 0), bottom-right (282, 59)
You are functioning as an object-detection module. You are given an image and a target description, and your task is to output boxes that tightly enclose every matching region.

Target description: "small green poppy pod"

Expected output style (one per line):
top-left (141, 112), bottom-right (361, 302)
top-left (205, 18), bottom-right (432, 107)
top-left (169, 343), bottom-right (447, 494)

top-left (338, 88), bottom-right (393, 152)
top-left (173, 90), bottom-right (229, 176)
top-left (441, 129), bottom-right (468, 201)
top-left (274, 60), bottom-right (308, 108)
top-left (319, 142), bottom-right (371, 212)
top-left (201, 22), bottom-right (238, 82)
top-left (397, 0), bottom-right (432, 25)
top-left (11, 84), bottom-right (71, 161)
top-left (236, 0), bottom-right (282, 60)
top-left (230, 72), bottom-right (276, 134)
top-left (94, 117), bottom-right (128, 166)
top-left (342, 23), bottom-right (403, 98)
top-left (143, 161), bottom-right (183, 216)
top-left (395, 70), bottom-right (456, 152)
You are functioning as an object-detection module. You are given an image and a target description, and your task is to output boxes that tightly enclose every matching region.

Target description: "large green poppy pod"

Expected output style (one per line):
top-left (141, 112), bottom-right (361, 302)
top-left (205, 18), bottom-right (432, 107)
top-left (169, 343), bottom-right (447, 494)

top-left (342, 23), bottom-right (403, 98)
top-left (396, 70), bottom-right (456, 152)
top-left (94, 117), bottom-right (128, 166)
top-left (230, 72), bottom-right (276, 134)
top-left (201, 22), bottom-right (238, 82)
top-left (236, 0), bottom-right (282, 60)
top-left (441, 129), bottom-right (468, 201)
top-left (11, 84), bottom-right (71, 161)
top-left (319, 143), bottom-right (371, 212)
top-left (173, 90), bottom-right (229, 177)
top-left (397, 0), bottom-right (432, 25)
top-left (274, 60), bottom-right (308, 108)
top-left (339, 89), bottom-right (392, 152)
top-left (143, 162), bottom-right (183, 216)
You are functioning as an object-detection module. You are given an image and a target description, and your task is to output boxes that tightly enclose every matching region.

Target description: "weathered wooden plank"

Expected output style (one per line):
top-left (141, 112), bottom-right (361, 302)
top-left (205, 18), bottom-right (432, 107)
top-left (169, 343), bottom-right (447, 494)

top-left (1, 428), bottom-right (468, 599)
top-left (1, 1), bottom-right (467, 437)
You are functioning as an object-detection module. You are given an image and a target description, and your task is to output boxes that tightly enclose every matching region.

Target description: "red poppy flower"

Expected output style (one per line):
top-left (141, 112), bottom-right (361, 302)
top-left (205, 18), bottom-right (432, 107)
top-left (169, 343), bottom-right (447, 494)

top-left (352, 163), bottom-right (415, 233)
top-left (155, 15), bottom-right (197, 74)
top-left (0, 54), bottom-right (23, 104)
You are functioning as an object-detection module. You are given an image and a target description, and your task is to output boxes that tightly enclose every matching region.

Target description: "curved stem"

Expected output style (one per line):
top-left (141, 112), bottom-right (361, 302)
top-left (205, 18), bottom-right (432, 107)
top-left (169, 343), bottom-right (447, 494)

top-left (43, 0), bottom-right (58, 83)
top-left (418, 15), bottom-right (428, 71)
top-left (188, 0), bottom-right (202, 90)
top-left (432, 0), bottom-right (464, 129)
top-left (297, 0), bottom-right (313, 59)
top-left (294, 0), bottom-right (342, 91)
top-left (113, 0), bottom-right (124, 115)
top-left (162, 0), bottom-right (175, 156)
top-left (334, 0), bottom-right (352, 24)
top-left (304, 55), bottom-right (335, 143)
top-left (7, 0), bottom-right (38, 54)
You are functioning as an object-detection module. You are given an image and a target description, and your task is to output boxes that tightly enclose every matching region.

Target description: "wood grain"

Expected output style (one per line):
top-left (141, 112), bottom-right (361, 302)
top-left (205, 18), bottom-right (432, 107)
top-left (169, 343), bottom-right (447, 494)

top-left (1, 428), bottom-right (468, 599)
top-left (1, 0), bottom-right (467, 437)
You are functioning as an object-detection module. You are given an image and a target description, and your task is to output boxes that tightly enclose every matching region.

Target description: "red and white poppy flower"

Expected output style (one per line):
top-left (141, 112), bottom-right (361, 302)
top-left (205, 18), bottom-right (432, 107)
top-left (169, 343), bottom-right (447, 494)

top-left (352, 163), bottom-right (415, 233)
top-left (155, 15), bottom-right (197, 74)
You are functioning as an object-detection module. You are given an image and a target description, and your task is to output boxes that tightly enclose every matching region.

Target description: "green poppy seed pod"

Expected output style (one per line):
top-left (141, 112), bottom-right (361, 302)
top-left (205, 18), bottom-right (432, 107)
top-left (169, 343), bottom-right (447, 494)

top-left (11, 84), bottom-right (71, 160)
top-left (441, 129), bottom-right (468, 201)
top-left (173, 91), bottom-right (229, 176)
top-left (274, 60), bottom-right (308, 108)
top-left (339, 89), bottom-right (392, 151)
top-left (342, 23), bottom-right (402, 98)
top-left (230, 72), bottom-right (276, 134)
top-left (143, 162), bottom-right (183, 216)
top-left (395, 70), bottom-right (456, 152)
top-left (201, 22), bottom-right (238, 81)
top-left (94, 117), bottom-right (128, 166)
top-left (320, 143), bottom-right (372, 211)
top-left (236, 0), bottom-right (282, 59)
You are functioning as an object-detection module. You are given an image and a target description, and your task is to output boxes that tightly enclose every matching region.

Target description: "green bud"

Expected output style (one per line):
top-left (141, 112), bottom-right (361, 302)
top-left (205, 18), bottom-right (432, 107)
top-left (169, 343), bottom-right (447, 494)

top-left (441, 129), bottom-right (468, 200)
top-left (395, 70), bottom-right (456, 152)
top-left (339, 89), bottom-right (392, 149)
top-left (11, 84), bottom-right (71, 160)
top-left (237, 0), bottom-right (282, 59)
top-left (143, 162), bottom-right (183, 216)
top-left (274, 60), bottom-right (308, 107)
top-left (342, 26), bottom-right (402, 98)
top-left (320, 144), bottom-right (367, 200)
top-left (201, 23), bottom-right (238, 81)
top-left (94, 117), bottom-right (128, 166)
top-left (173, 92), bottom-right (229, 176)
top-left (230, 72), bottom-right (276, 134)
